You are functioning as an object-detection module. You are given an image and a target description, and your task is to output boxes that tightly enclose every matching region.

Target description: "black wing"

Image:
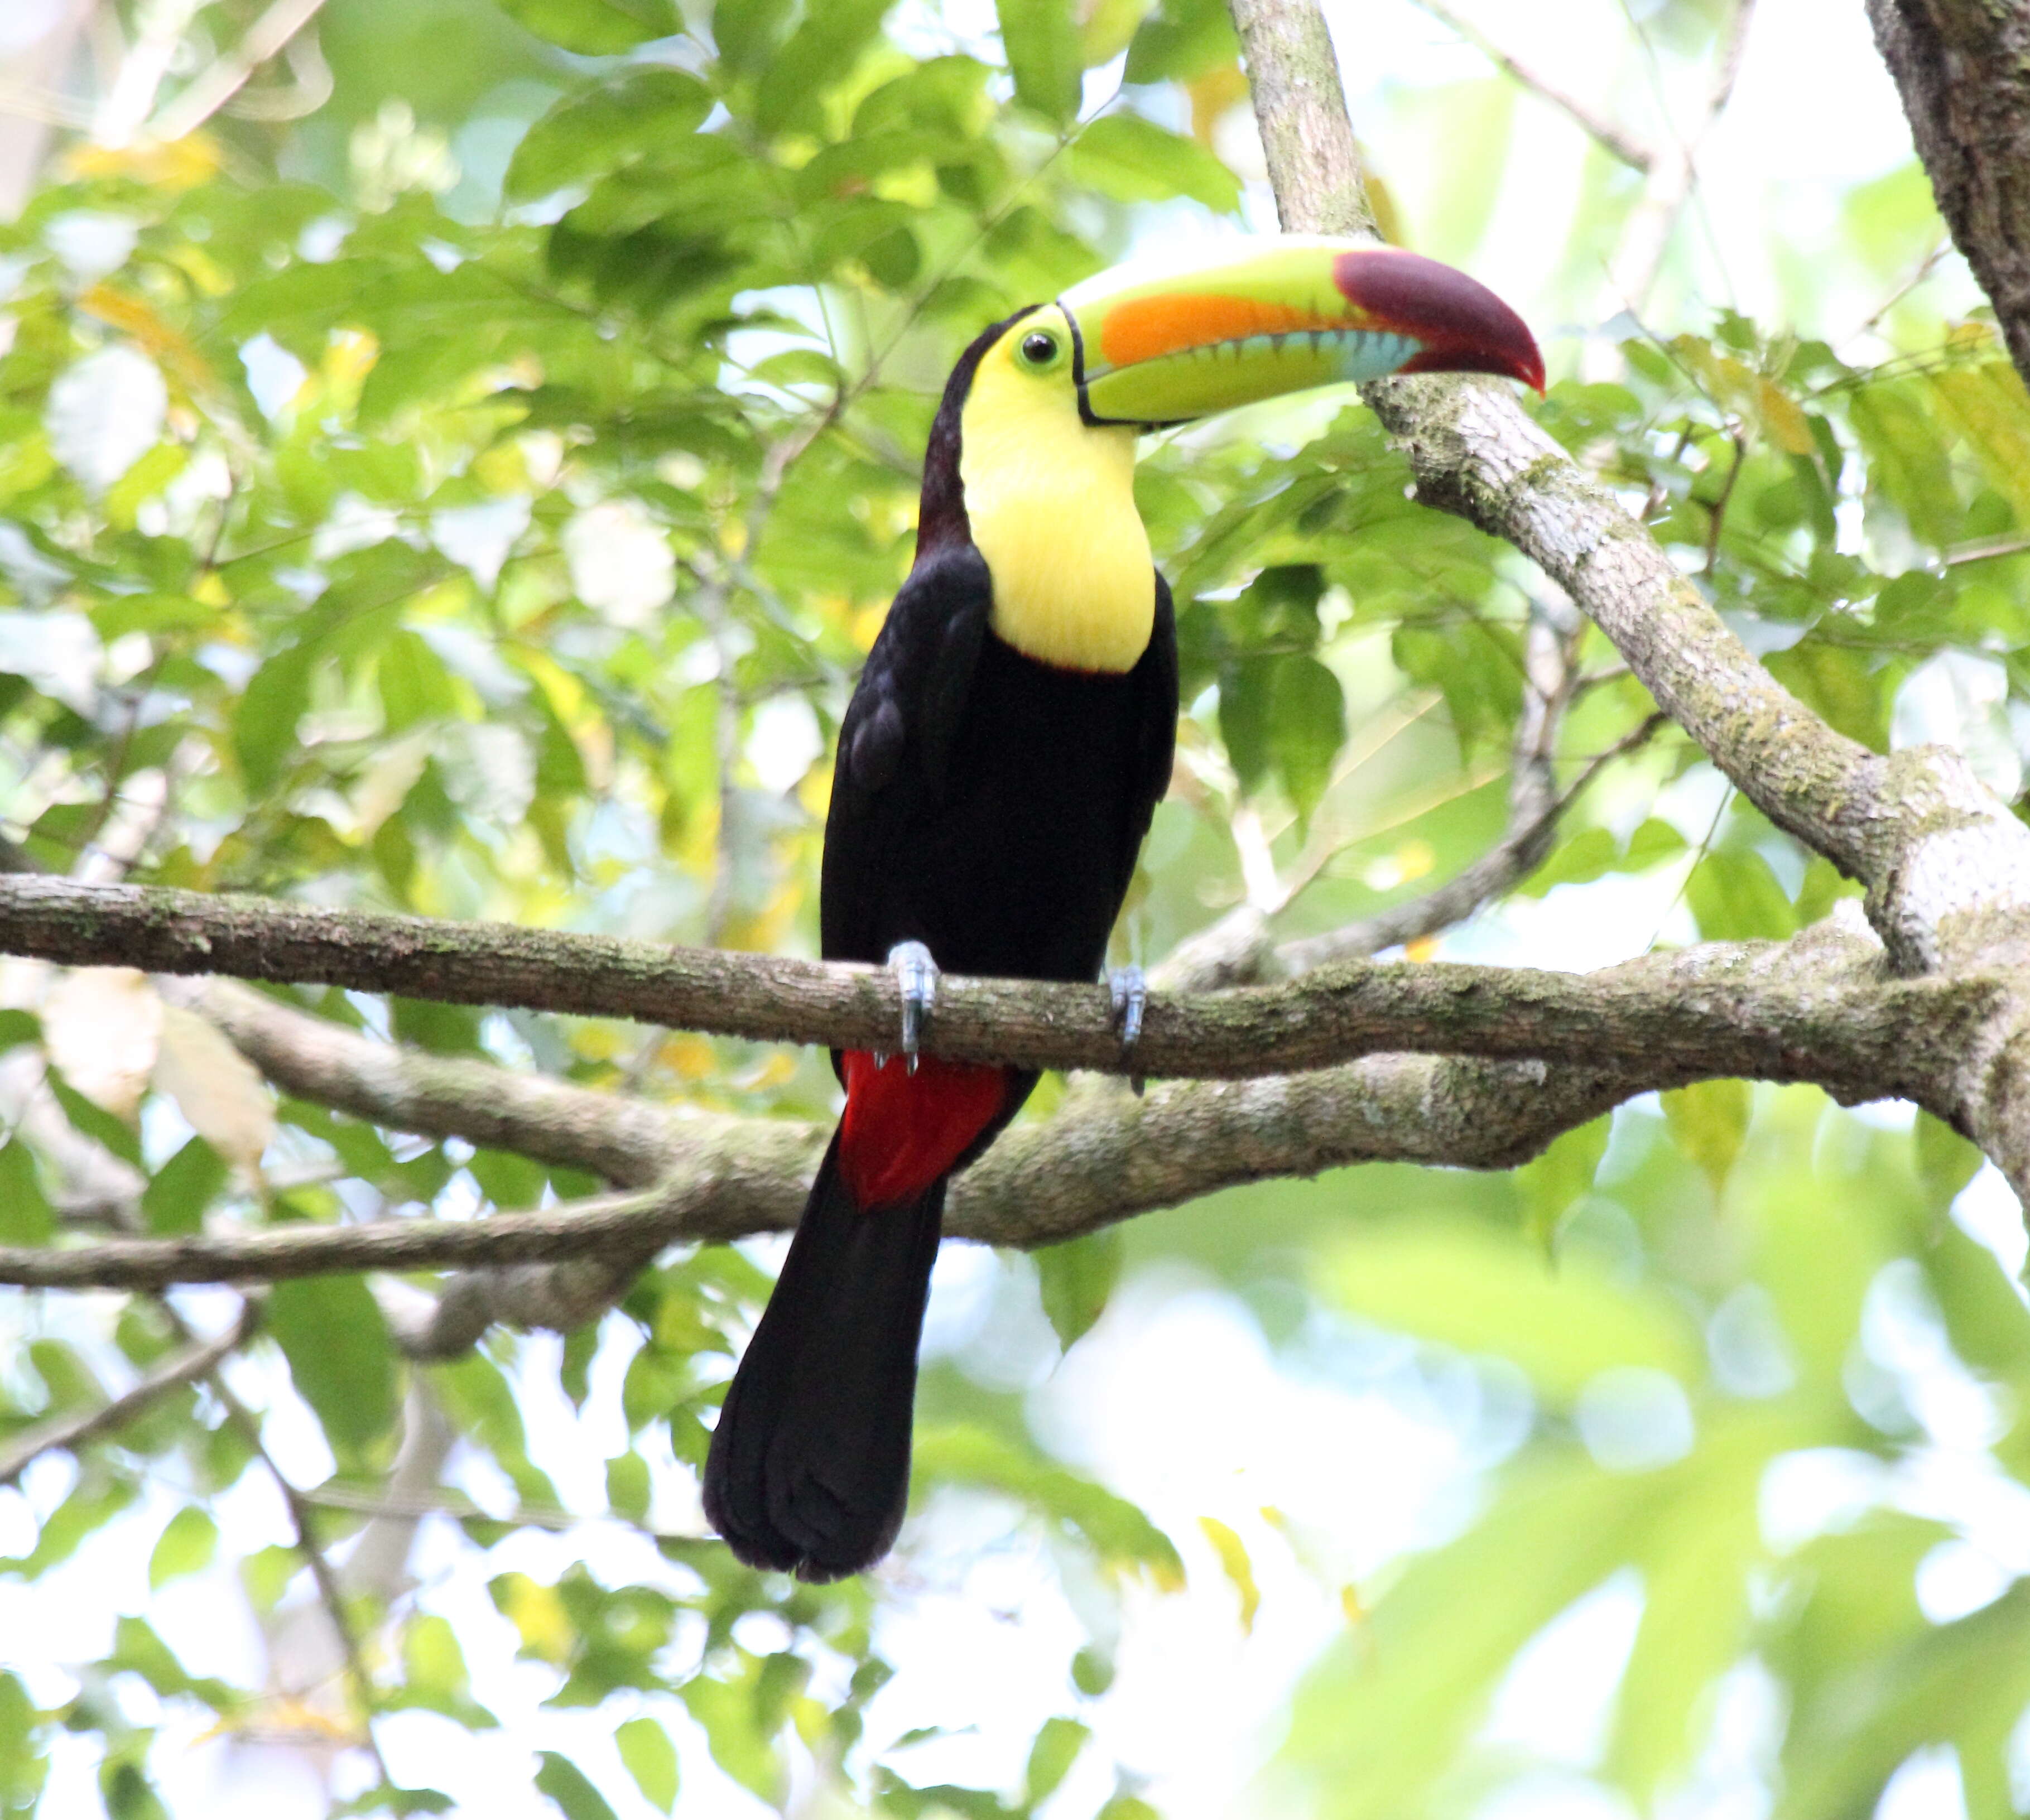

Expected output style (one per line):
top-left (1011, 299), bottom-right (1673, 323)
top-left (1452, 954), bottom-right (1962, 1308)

top-left (821, 544), bottom-right (994, 965)
top-left (1115, 572), bottom-right (1178, 909)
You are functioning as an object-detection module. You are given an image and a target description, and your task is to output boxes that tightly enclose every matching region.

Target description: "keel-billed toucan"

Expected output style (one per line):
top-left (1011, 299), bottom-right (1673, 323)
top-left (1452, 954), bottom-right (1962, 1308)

top-left (703, 237), bottom-right (1543, 1580)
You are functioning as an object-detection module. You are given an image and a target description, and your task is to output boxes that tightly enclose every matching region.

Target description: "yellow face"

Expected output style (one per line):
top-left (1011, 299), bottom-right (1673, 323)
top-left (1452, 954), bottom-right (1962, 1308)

top-left (959, 307), bottom-right (1155, 675)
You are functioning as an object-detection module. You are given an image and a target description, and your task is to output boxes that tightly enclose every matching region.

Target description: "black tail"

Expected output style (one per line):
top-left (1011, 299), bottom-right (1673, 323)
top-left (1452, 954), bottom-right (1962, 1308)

top-left (703, 1128), bottom-right (944, 1581)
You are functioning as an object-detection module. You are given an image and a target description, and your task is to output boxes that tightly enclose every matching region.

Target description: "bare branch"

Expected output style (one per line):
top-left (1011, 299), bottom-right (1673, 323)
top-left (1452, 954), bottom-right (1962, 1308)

top-left (300, 1481), bottom-right (706, 1545)
top-left (147, 0), bottom-right (329, 141)
top-left (2, 875), bottom-right (1983, 1088)
top-left (1605, 0), bottom-right (1759, 314)
top-left (188, 1304), bottom-right (392, 1784)
top-left (1406, 0), bottom-right (1656, 171)
top-left (176, 978), bottom-right (684, 1186)
top-left (0, 920), bottom-right (1997, 1290)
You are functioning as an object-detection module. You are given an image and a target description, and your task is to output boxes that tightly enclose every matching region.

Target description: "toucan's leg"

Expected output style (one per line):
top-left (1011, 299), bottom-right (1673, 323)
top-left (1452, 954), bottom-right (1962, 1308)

top-left (887, 940), bottom-right (939, 1073)
top-left (1108, 964), bottom-right (1147, 1096)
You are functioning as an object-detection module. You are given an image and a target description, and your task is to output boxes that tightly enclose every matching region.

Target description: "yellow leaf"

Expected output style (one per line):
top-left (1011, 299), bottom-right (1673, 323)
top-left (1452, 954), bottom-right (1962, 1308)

top-left (1186, 62), bottom-right (1249, 148)
top-left (1403, 935), bottom-right (1440, 962)
top-left (851, 600), bottom-right (889, 650)
top-left (497, 1573), bottom-right (574, 1663)
top-left (660, 1034), bottom-right (719, 1080)
top-left (1754, 378), bottom-right (1816, 455)
top-left (1199, 1516), bottom-right (1261, 1634)
top-left (153, 1005), bottom-right (276, 1174)
top-left (1340, 1583), bottom-right (1367, 1626)
top-left (77, 284), bottom-right (214, 396)
top-left (64, 134), bottom-right (222, 191)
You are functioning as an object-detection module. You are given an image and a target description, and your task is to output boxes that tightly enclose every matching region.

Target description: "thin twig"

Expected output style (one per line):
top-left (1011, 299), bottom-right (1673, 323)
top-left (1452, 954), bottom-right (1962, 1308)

top-left (195, 1308), bottom-right (394, 1788)
top-left (1405, 0), bottom-right (1654, 170)
top-left (1704, 429), bottom-right (1749, 576)
top-left (0, 1302), bottom-right (258, 1487)
top-left (146, 0), bottom-right (329, 142)
top-left (300, 1481), bottom-right (708, 1545)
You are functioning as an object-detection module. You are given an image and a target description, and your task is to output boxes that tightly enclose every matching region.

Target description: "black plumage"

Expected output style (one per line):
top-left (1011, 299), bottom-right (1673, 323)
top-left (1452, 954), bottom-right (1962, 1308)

top-left (703, 317), bottom-right (1178, 1581)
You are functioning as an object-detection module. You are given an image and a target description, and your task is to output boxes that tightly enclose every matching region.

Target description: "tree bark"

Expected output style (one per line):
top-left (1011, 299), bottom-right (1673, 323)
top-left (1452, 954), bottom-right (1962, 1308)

top-left (1869, 0), bottom-right (2030, 390)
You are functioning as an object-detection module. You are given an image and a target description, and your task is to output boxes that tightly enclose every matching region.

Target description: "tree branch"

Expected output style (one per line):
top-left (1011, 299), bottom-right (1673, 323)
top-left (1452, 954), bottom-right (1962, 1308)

top-left (1868, 0), bottom-right (2030, 393)
top-left (0, 1301), bottom-right (258, 1487)
top-left (0, 920), bottom-right (1994, 1289)
top-left (0, 875), bottom-right (1984, 1089)
top-left (1229, 0), bottom-right (2030, 984)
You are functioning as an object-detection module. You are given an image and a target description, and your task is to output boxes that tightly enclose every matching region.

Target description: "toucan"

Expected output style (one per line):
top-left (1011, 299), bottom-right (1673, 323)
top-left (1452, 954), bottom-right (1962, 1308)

top-left (703, 236), bottom-right (1544, 1580)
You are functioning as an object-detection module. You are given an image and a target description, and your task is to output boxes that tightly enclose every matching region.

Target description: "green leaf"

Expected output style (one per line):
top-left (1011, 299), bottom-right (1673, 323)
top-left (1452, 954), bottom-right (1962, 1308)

top-left (1220, 653), bottom-right (1346, 820)
top-left (1603, 1414), bottom-right (1781, 1802)
top-left (1036, 1227), bottom-right (1122, 1348)
top-left (680, 1658), bottom-right (795, 1804)
top-left (1025, 1717), bottom-right (1090, 1805)
top-left (233, 638), bottom-right (318, 792)
top-left (1098, 1798), bottom-right (1160, 1820)
top-left (496, 0), bottom-right (678, 56)
top-left (1915, 1110), bottom-right (1983, 1208)
top-left (999, 0), bottom-right (1083, 123)
top-left (914, 1426), bottom-right (1184, 1587)
top-left (0, 1008), bottom-right (38, 1053)
top-left (1925, 1220), bottom-right (2029, 1382)
top-left (100, 1759), bottom-right (169, 1820)
top-left (1067, 113), bottom-right (1240, 213)
top-left (1661, 1080), bottom-right (1751, 1198)
top-left (1517, 1115), bottom-right (1610, 1250)
top-left (1281, 1455), bottom-right (1667, 1820)
top-left (1849, 378), bottom-right (1961, 546)
top-left (148, 1506), bottom-right (218, 1590)
top-left (712, 0), bottom-right (795, 75)
top-left (1686, 848), bottom-right (1797, 942)
top-left (755, 0), bottom-right (893, 136)
top-left (508, 70), bottom-right (715, 201)
top-left (1327, 1216), bottom-right (1703, 1403)
top-left (615, 1717), bottom-right (679, 1813)
top-left (1124, 0), bottom-right (1237, 83)
top-left (267, 1276), bottom-right (398, 1456)
top-left (0, 1139), bottom-right (54, 1247)
top-left (402, 1614), bottom-right (472, 1704)
top-left (534, 1752), bottom-right (619, 1820)
top-left (141, 1135), bottom-right (228, 1238)
top-left (1071, 1646), bottom-right (1115, 1696)
top-left (45, 1068), bottom-right (142, 1166)
top-left (605, 1451), bottom-right (650, 1522)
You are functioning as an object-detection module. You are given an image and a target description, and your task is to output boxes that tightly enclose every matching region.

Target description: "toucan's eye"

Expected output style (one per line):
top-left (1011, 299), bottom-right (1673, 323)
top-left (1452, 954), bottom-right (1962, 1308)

top-left (1018, 330), bottom-right (1061, 368)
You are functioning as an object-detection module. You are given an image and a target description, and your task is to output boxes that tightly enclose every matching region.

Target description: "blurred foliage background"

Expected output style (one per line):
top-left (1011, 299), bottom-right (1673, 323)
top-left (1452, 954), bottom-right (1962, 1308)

top-left (2, 0), bottom-right (2030, 1815)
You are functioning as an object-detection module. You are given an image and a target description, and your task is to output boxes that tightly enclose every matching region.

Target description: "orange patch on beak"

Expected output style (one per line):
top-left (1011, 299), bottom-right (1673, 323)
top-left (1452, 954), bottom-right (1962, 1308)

top-left (1096, 292), bottom-right (1369, 369)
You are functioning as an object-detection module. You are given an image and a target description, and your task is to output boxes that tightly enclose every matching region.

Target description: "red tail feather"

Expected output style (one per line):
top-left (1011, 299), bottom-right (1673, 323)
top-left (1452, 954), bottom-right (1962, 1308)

top-left (838, 1050), bottom-right (1007, 1210)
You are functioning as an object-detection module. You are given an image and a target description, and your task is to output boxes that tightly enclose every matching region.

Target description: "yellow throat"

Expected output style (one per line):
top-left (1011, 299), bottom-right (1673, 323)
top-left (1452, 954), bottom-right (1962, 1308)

top-left (959, 308), bottom-right (1154, 675)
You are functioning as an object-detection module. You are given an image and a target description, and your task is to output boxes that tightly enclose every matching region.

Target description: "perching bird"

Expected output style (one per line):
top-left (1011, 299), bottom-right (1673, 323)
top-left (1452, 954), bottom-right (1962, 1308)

top-left (704, 237), bottom-right (1543, 1580)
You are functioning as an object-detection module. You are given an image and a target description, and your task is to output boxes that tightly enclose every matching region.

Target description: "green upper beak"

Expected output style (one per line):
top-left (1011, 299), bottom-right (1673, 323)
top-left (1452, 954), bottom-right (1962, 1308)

top-left (1057, 234), bottom-right (1545, 428)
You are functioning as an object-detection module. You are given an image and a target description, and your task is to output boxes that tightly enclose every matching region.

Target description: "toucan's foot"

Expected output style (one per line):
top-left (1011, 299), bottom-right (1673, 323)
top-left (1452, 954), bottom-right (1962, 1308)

top-left (1108, 964), bottom-right (1147, 1096)
top-left (887, 941), bottom-right (939, 1073)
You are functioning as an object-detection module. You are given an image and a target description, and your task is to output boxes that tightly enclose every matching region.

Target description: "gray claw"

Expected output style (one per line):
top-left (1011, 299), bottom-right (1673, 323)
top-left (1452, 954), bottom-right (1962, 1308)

top-left (887, 941), bottom-right (939, 1072)
top-left (1108, 965), bottom-right (1147, 1094)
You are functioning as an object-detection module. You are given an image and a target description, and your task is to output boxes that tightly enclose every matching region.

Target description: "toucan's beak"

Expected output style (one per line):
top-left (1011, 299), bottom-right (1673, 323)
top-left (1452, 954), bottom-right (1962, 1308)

top-left (1059, 234), bottom-right (1545, 427)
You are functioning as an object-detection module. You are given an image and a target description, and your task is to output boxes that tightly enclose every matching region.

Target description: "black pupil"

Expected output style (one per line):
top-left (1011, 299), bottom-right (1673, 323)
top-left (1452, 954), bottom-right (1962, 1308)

top-left (1023, 333), bottom-right (1056, 362)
